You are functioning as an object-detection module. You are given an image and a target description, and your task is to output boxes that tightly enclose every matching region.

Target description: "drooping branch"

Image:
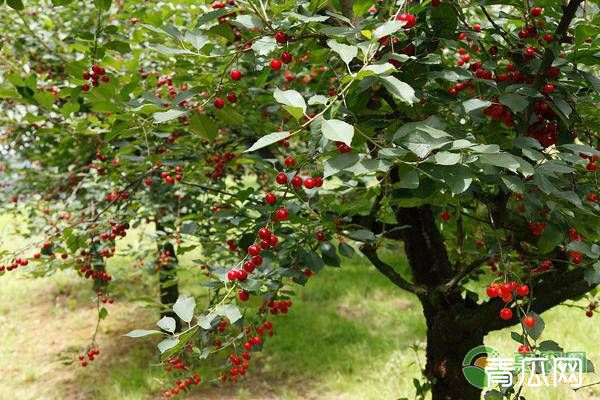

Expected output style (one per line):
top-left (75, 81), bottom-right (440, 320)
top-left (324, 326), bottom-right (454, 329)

top-left (361, 243), bottom-right (426, 295)
top-left (445, 255), bottom-right (493, 290)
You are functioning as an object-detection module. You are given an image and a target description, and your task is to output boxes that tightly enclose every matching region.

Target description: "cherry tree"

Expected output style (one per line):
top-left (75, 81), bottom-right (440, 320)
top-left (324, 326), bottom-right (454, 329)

top-left (0, 0), bottom-right (598, 398)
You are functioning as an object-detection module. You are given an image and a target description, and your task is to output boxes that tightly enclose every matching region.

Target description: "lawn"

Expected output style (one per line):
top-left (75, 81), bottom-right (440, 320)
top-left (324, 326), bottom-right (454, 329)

top-left (0, 213), bottom-right (599, 400)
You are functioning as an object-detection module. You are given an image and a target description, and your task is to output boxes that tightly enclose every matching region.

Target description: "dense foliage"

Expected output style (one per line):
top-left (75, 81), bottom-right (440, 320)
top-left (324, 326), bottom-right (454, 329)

top-left (0, 0), bottom-right (598, 398)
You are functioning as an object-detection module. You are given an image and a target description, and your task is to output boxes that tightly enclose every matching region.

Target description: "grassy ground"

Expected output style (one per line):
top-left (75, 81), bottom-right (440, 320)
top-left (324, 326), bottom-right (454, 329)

top-left (0, 213), bottom-right (599, 400)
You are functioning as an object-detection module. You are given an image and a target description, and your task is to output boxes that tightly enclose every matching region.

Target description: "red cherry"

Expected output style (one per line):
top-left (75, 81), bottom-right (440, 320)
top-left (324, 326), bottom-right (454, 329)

top-left (518, 345), bottom-right (531, 353)
top-left (82, 84), bottom-right (90, 92)
top-left (214, 97), bottom-right (225, 109)
top-left (315, 231), bottom-right (326, 241)
top-left (276, 172), bottom-right (288, 184)
top-left (270, 59), bottom-right (282, 71)
top-left (291, 176), bottom-right (302, 187)
top-left (396, 13), bottom-right (416, 29)
top-left (145, 178), bottom-right (153, 186)
top-left (83, 72), bottom-right (91, 80)
top-left (230, 69), bottom-right (242, 81)
top-left (500, 308), bottom-right (513, 320)
top-left (247, 245), bottom-right (261, 256)
top-left (227, 270), bottom-right (237, 281)
top-left (518, 29), bottom-right (529, 39)
top-left (314, 177), bottom-right (323, 187)
top-left (275, 31), bottom-right (289, 44)
top-left (265, 193), bottom-right (277, 205)
top-left (101, 75), bottom-right (109, 83)
top-left (431, 0), bottom-right (440, 6)
top-left (486, 286), bottom-right (499, 298)
top-left (243, 261), bottom-right (255, 273)
top-left (586, 310), bottom-right (593, 318)
top-left (284, 156), bottom-right (296, 167)
top-left (303, 178), bottom-right (315, 189)
top-left (226, 92), bottom-right (237, 103)
top-left (251, 255), bottom-right (263, 266)
top-left (280, 51), bottom-right (293, 64)
top-left (516, 284), bottom-right (529, 297)
top-left (236, 269), bottom-right (248, 281)
top-left (473, 24), bottom-right (481, 32)
top-left (543, 84), bottom-right (555, 93)
top-left (500, 283), bottom-right (512, 297)
top-left (441, 211), bottom-right (450, 222)
top-left (587, 162), bottom-right (597, 171)
top-left (276, 208), bottom-right (289, 221)
top-left (531, 6), bottom-right (542, 17)
top-left (238, 290), bottom-right (250, 301)
top-left (258, 228), bottom-right (271, 240)
top-left (268, 234), bottom-right (278, 246)
top-left (523, 316), bottom-right (536, 327)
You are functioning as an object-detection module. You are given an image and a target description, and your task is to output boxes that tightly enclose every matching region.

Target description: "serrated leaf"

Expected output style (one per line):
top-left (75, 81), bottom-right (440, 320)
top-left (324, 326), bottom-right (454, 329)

top-left (184, 30), bottom-right (208, 50)
top-left (124, 329), bottom-right (163, 338)
top-left (173, 296), bottom-right (196, 323)
top-left (251, 36), bottom-right (277, 56)
top-left (246, 131), bottom-right (290, 152)
top-left (157, 316), bottom-right (176, 333)
top-left (321, 119), bottom-right (354, 147)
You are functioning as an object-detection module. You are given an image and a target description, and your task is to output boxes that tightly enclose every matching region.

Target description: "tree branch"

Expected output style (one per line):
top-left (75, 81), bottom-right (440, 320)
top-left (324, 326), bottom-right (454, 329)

top-left (461, 267), bottom-right (597, 332)
top-left (445, 255), bottom-right (493, 290)
top-left (361, 243), bottom-right (426, 295)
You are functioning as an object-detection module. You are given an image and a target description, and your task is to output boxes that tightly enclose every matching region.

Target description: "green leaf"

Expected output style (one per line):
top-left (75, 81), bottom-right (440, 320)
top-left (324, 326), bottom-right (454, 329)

top-left (321, 119), bottom-right (354, 147)
top-left (124, 329), bottom-right (163, 338)
top-left (538, 340), bottom-right (563, 352)
top-left (251, 36), bottom-right (277, 56)
top-left (308, 94), bottom-right (328, 105)
top-left (173, 296), bottom-right (196, 323)
top-left (477, 153), bottom-right (521, 173)
top-left (196, 9), bottom-right (229, 27)
top-left (104, 40), bottom-right (131, 53)
top-left (499, 93), bottom-right (529, 113)
top-left (348, 229), bottom-right (375, 242)
top-left (99, 307), bottom-right (108, 319)
top-left (339, 243), bottom-right (355, 258)
top-left (246, 131), bottom-right (290, 152)
top-left (372, 20), bottom-right (404, 40)
top-left (380, 75), bottom-right (418, 105)
top-left (149, 44), bottom-right (194, 55)
top-left (213, 108), bottom-right (244, 125)
top-left (584, 262), bottom-right (600, 285)
top-left (274, 88), bottom-right (306, 118)
top-left (157, 337), bottom-right (179, 354)
top-left (93, 0), bottom-right (111, 11)
top-left (184, 29), bottom-right (208, 50)
top-left (463, 99), bottom-right (491, 114)
top-left (432, 151), bottom-right (461, 165)
top-left (327, 39), bottom-right (358, 65)
top-left (537, 224), bottom-right (563, 254)
top-left (510, 331), bottom-right (524, 344)
top-left (153, 109), bottom-right (187, 123)
top-left (157, 316), bottom-right (176, 333)
top-left (188, 114), bottom-right (217, 140)
top-left (215, 304), bottom-right (242, 324)
top-left (299, 248), bottom-right (325, 272)
top-left (443, 165), bottom-right (473, 194)
top-left (7, 0), bottom-right (24, 10)
top-left (522, 312), bottom-right (544, 341)
top-left (34, 92), bottom-right (54, 109)
top-left (323, 153), bottom-right (360, 177)
top-left (320, 242), bottom-right (340, 267)
top-left (501, 175), bottom-right (525, 194)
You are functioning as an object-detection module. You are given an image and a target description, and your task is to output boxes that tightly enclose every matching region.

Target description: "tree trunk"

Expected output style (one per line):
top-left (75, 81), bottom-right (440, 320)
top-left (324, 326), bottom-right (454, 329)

top-left (423, 301), bottom-right (484, 400)
top-left (155, 220), bottom-right (180, 331)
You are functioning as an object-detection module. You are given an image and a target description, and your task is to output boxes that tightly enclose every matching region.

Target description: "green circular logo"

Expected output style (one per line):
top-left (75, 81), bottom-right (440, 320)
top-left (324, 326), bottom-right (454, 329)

top-left (462, 345), bottom-right (501, 389)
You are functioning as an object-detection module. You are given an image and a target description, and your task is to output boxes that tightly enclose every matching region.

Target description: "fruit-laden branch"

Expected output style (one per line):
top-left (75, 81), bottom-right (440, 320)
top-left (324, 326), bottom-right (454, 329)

top-left (360, 243), bottom-right (427, 295)
top-left (461, 267), bottom-right (597, 333)
top-left (533, 0), bottom-right (585, 89)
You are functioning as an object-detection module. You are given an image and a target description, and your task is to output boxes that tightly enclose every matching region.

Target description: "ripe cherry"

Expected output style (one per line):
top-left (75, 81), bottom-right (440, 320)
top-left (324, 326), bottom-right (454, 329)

top-left (586, 310), bottom-right (593, 317)
top-left (396, 13), bottom-right (416, 29)
top-left (238, 290), bottom-right (250, 302)
top-left (275, 31), bottom-right (289, 44)
top-left (243, 261), bottom-right (255, 273)
top-left (270, 59), bottom-right (282, 71)
top-left (531, 6), bottom-right (542, 17)
top-left (500, 307), bottom-right (513, 320)
top-left (258, 228), bottom-right (271, 240)
top-left (280, 51), bottom-right (293, 64)
top-left (230, 69), bottom-right (242, 81)
top-left (265, 193), bottom-right (277, 205)
top-left (587, 162), bottom-right (597, 171)
top-left (316, 231), bottom-right (326, 241)
top-left (486, 285), bottom-right (499, 298)
top-left (473, 24), bottom-right (481, 32)
top-left (276, 172), bottom-right (288, 184)
top-left (236, 269), bottom-right (248, 281)
top-left (214, 97), bottom-right (225, 109)
top-left (543, 84), bottom-right (555, 94)
top-left (431, 0), bottom-right (440, 6)
top-left (516, 284), bottom-right (529, 297)
top-left (518, 345), bottom-right (531, 353)
top-left (523, 316), bottom-right (536, 327)
top-left (284, 156), bottom-right (296, 167)
top-left (227, 270), bottom-right (237, 281)
top-left (226, 92), bottom-right (237, 103)
top-left (441, 211), bottom-right (450, 222)
top-left (82, 84), bottom-right (90, 92)
top-left (276, 208), bottom-right (289, 221)
top-left (247, 245), bottom-right (261, 256)
top-left (304, 177), bottom-right (315, 189)
top-left (291, 176), bottom-right (303, 187)
top-left (251, 255), bottom-right (263, 266)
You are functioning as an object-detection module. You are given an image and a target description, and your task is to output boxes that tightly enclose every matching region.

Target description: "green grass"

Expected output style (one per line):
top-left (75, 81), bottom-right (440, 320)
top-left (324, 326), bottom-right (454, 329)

top-left (1, 214), bottom-right (599, 399)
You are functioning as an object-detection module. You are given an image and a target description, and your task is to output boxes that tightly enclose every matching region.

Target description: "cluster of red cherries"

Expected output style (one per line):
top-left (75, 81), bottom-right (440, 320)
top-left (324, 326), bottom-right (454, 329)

top-left (77, 347), bottom-right (100, 367)
top-left (81, 64), bottom-right (109, 92)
